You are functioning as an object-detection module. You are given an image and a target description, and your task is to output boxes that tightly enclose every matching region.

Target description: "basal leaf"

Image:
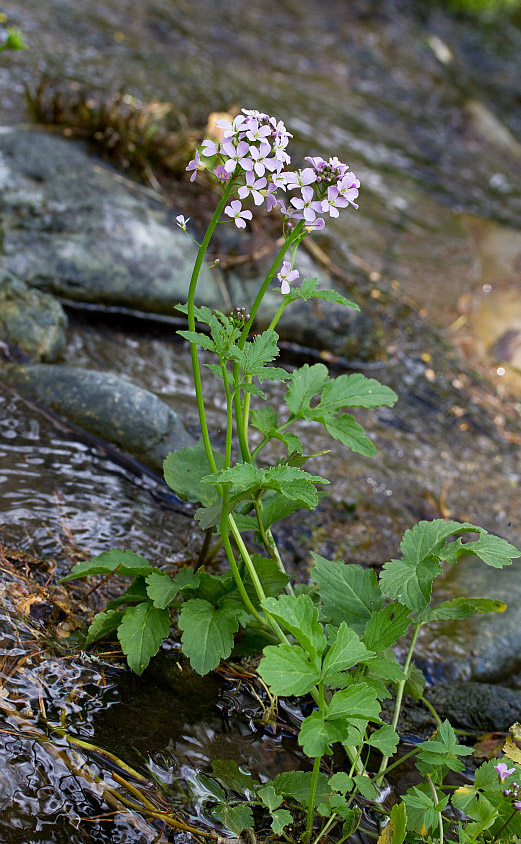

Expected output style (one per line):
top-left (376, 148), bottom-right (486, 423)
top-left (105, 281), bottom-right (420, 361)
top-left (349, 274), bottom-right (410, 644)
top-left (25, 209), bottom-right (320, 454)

top-left (178, 598), bottom-right (240, 675)
top-left (257, 643), bottom-right (321, 696)
top-left (299, 710), bottom-right (348, 757)
top-left (314, 373), bottom-right (397, 413)
top-left (416, 597), bottom-right (507, 624)
top-left (363, 603), bottom-right (411, 651)
top-left (322, 622), bottom-right (374, 682)
top-left (243, 555), bottom-right (289, 606)
top-left (270, 808), bottom-right (293, 835)
top-left (117, 601), bottom-right (171, 675)
top-left (379, 556), bottom-right (442, 611)
top-left (60, 549), bottom-right (156, 583)
top-left (285, 363), bottom-right (329, 416)
top-left (211, 803), bottom-right (254, 835)
top-left (211, 760), bottom-right (259, 794)
top-left (86, 609), bottom-right (125, 646)
top-left (258, 785), bottom-right (283, 811)
top-left (163, 438), bottom-right (224, 507)
top-left (106, 577), bottom-right (150, 609)
top-left (262, 594), bottom-right (326, 662)
top-left (311, 553), bottom-right (383, 634)
top-left (146, 567), bottom-right (198, 609)
top-left (271, 770), bottom-right (330, 808)
top-left (367, 724), bottom-right (399, 756)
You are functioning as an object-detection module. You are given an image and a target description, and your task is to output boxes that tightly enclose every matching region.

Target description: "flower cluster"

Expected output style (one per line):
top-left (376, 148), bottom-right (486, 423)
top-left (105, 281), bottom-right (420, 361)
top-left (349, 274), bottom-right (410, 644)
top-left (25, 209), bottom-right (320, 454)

top-left (495, 762), bottom-right (521, 811)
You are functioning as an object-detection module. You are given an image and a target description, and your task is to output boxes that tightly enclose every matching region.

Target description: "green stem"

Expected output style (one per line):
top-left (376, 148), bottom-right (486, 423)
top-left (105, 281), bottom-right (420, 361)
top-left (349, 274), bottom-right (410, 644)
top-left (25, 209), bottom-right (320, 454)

top-left (310, 814), bottom-right (338, 844)
top-left (221, 359), bottom-right (234, 470)
top-left (304, 754), bottom-right (322, 843)
top-left (369, 745), bottom-right (419, 783)
top-left (491, 808), bottom-right (518, 844)
top-left (187, 179), bottom-right (234, 473)
top-left (268, 298), bottom-right (290, 331)
top-left (420, 694), bottom-right (443, 726)
top-left (377, 624), bottom-right (421, 781)
top-left (219, 491), bottom-right (264, 625)
top-left (427, 776), bottom-right (443, 844)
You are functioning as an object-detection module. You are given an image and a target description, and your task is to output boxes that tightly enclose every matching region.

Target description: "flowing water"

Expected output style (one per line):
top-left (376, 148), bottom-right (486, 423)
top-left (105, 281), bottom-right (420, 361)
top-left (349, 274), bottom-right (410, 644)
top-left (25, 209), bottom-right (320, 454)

top-left (0, 0), bottom-right (521, 840)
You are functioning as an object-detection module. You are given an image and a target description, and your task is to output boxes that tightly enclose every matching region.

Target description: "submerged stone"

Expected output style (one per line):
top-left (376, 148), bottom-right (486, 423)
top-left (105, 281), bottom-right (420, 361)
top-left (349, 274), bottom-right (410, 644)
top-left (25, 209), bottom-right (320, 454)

top-left (0, 270), bottom-right (67, 362)
top-left (0, 363), bottom-right (195, 472)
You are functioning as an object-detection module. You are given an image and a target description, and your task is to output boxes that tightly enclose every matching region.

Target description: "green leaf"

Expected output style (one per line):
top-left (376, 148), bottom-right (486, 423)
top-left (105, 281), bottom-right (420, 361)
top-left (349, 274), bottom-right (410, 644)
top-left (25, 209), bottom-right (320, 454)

top-left (258, 785), bottom-right (283, 811)
top-left (296, 278), bottom-right (360, 311)
top-left (189, 570), bottom-right (236, 604)
top-left (314, 373), bottom-right (397, 413)
top-left (239, 382), bottom-right (266, 399)
top-left (399, 519), bottom-right (480, 567)
top-left (285, 363), bottom-right (329, 415)
top-left (177, 329), bottom-right (216, 352)
top-left (194, 502), bottom-right (222, 530)
top-left (328, 772), bottom-right (353, 794)
top-left (415, 720), bottom-right (474, 777)
top-left (261, 594), bottom-right (326, 662)
top-left (299, 711), bottom-right (348, 757)
top-left (403, 662), bottom-right (426, 702)
top-left (211, 760), bottom-right (259, 794)
top-left (327, 685), bottom-right (382, 725)
top-left (257, 643), bottom-right (321, 696)
top-left (270, 808), bottom-right (293, 835)
top-left (378, 802), bottom-right (407, 844)
top-left (231, 329), bottom-right (279, 372)
top-left (106, 577), bottom-right (150, 609)
top-left (311, 553), bottom-right (383, 634)
top-left (86, 609), bottom-right (125, 646)
top-left (353, 775), bottom-right (379, 801)
top-left (60, 549), bottom-right (156, 583)
top-left (146, 567), bottom-right (198, 609)
top-left (322, 623), bottom-right (374, 682)
top-left (243, 555), bottom-right (289, 605)
top-left (367, 725), bottom-right (399, 756)
top-left (379, 555), bottom-right (442, 612)
top-left (271, 770), bottom-right (330, 808)
top-left (250, 406), bottom-right (278, 434)
top-left (117, 601), bottom-right (171, 674)
top-left (205, 463), bottom-right (328, 510)
top-left (321, 413), bottom-right (377, 457)
top-left (163, 439), bottom-right (224, 507)
top-left (363, 603), bottom-right (411, 651)
top-left (211, 803), bottom-right (254, 835)
top-left (178, 598), bottom-right (240, 675)
top-left (402, 784), bottom-right (447, 835)
top-left (452, 533), bottom-right (520, 569)
top-left (416, 596), bottom-right (507, 624)
top-left (175, 302), bottom-right (222, 332)
top-left (364, 655), bottom-right (404, 684)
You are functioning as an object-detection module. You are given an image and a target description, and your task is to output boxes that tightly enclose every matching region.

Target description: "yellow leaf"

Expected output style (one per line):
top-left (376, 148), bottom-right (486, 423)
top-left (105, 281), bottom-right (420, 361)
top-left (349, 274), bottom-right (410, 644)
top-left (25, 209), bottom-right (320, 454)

top-left (504, 722), bottom-right (521, 764)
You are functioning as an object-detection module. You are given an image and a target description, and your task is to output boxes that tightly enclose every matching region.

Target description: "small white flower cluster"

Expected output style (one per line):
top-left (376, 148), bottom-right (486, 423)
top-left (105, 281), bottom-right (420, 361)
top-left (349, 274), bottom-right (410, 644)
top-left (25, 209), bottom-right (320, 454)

top-left (184, 107), bottom-right (360, 294)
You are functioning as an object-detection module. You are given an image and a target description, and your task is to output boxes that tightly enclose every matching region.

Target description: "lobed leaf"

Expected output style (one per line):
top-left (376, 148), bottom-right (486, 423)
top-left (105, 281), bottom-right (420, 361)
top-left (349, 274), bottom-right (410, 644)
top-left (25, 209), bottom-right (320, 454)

top-left (145, 567), bottom-right (198, 609)
top-left (257, 643), bottom-right (321, 696)
top-left (271, 770), bottom-right (330, 808)
top-left (86, 609), bottom-right (125, 646)
top-left (285, 363), bottom-right (329, 416)
top-left (322, 622), bottom-right (374, 682)
top-left (117, 601), bottom-right (171, 675)
top-left (416, 596), bottom-right (506, 624)
top-left (178, 598), bottom-right (240, 675)
top-left (262, 594), bottom-right (326, 662)
top-left (311, 553), bottom-right (383, 634)
top-left (211, 804), bottom-right (254, 835)
top-left (320, 413), bottom-right (377, 457)
top-left (298, 710), bottom-right (348, 757)
top-left (327, 685), bottom-right (382, 725)
top-left (313, 373), bottom-right (397, 414)
top-left (60, 549), bottom-right (156, 583)
top-left (363, 603), bottom-right (411, 651)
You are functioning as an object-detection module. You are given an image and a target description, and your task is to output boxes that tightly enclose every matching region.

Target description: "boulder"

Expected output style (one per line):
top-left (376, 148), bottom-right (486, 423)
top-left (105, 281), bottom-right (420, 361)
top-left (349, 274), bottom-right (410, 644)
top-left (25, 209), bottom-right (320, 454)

top-left (0, 270), bottom-right (67, 361)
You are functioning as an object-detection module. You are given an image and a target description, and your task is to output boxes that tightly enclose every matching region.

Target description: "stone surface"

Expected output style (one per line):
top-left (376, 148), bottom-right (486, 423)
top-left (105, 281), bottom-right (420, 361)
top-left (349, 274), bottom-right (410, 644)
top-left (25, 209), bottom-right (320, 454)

top-left (0, 270), bottom-right (68, 361)
top-left (425, 681), bottom-right (521, 733)
top-left (0, 128), bottom-right (225, 315)
top-left (0, 363), bottom-right (195, 472)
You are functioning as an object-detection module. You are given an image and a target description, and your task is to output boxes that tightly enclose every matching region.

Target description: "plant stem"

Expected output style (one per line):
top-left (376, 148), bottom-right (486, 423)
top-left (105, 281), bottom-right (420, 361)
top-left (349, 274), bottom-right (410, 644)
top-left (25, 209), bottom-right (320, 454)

top-left (219, 491), bottom-right (265, 625)
top-left (310, 814), bottom-right (338, 844)
top-left (369, 745), bottom-right (419, 783)
top-left (377, 623), bottom-right (421, 782)
top-left (187, 179), bottom-right (234, 473)
top-left (304, 754), bottom-right (322, 843)
top-left (420, 694), bottom-right (443, 726)
top-left (427, 776), bottom-right (443, 844)
top-left (491, 808), bottom-right (518, 844)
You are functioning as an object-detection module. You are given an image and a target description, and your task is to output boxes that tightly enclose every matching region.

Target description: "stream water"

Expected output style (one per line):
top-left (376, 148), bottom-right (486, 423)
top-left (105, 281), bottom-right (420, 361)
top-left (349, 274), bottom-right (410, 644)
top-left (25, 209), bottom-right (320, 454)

top-left (0, 0), bottom-right (521, 841)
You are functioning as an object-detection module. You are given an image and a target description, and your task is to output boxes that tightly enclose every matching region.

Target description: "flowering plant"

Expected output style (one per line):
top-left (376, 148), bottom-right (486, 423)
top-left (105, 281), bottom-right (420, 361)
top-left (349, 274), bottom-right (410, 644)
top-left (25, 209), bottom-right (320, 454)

top-left (64, 108), bottom-right (521, 844)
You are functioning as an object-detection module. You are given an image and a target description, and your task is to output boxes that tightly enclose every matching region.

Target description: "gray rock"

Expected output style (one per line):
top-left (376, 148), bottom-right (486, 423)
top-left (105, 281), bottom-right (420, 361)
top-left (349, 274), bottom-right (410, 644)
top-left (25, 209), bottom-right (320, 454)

top-left (415, 556), bottom-right (521, 683)
top-left (0, 129), bottom-right (225, 315)
top-left (425, 682), bottom-right (521, 733)
top-left (0, 364), bottom-right (195, 472)
top-left (0, 270), bottom-right (67, 361)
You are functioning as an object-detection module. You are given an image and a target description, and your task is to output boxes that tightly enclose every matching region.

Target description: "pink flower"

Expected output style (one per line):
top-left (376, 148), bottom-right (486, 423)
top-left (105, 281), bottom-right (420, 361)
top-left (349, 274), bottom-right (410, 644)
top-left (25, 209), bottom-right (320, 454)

top-left (321, 185), bottom-right (349, 218)
top-left (250, 142), bottom-right (277, 177)
top-left (290, 185), bottom-right (323, 222)
top-left (285, 168), bottom-right (317, 188)
top-left (201, 138), bottom-right (220, 157)
top-left (224, 200), bottom-right (253, 229)
top-left (214, 165), bottom-right (230, 181)
top-left (186, 150), bottom-right (205, 182)
top-left (221, 140), bottom-right (253, 174)
top-left (176, 215), bottom-right (189, 231)
top-left (495, 763), bottom-right (516, 782)
top-left (277, 261), bottom-right (299, 295)
top-left (238, 172), bottom-right (267, 206)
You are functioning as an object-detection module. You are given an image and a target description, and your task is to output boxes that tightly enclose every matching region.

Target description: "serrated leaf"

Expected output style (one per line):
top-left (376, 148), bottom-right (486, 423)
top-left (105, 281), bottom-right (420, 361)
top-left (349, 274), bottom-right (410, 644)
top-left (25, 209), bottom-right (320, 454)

top-left (106, 577), bottom-right (150, 609)
top-left (177, 329), bottom-right (216, 352)
top-left (379, 556), bottom-right (442, 611)
top-left (257, 643), bottom-right (321, 696)
top-left (258, 784), bottom-right (283, 811)
top-left (250, 406), bottom-right (278, 434)
top-left (240, 382), bottom-right (266, 399)
top-left (270, 808), bottom-right (293, 834)
top-left (453, 533), bottom-right (520, 569)
top-left (353, 775), bottom-right (379, 801)
top-left (328, 772), bottom-right (353, 794)
top-left (403, 662), bottom-right (426, 701)
top-left (145, 567), bottom-right (198, 609)
top-left (399, 519), bottom-right (481, 567)
top-left (175, 302), bottom-right (222, 331)
top-left (205, 463), bottom-right (328, 509)
top-left (363, 603), bottom-right (411, 651)
top-left (402, 784), bottom-right (443, 835)
top-left (314, 373), bottom-right (397, 413)
top-left (364, 655), bottom-right (404, 684)
top-left (271, 770), bottom-right (330, 808)
top-left (298, 711), bottom-right (346, 758)
top-left (416, 597), bottom-right (507, 624)
top-left (163, 439), bottom-right (224, 507)
top-left (178, 598), bottom-right (240, 675)
top-left (194, 502), bottom-right (222, 530)
top-left (296, 279), bottom-right (360, 311)
top-left (60, 549), bottom-right (156, 583)
top-left (311, 554), bottom-right (383, 634)
top-left (232, 329), bottom-right (279, 372)
top-left (261, 594), bottom-right (326, 662)
top-left (189, 570), bottom-right (236, 604)
top-left (327, 685), bottom-right (381, 724)
top-left (367, 725), bottom-right (399, 756)
top-left (86, 609), bottom-right (125, 646)
top-left (211, 760), bottom-right (259, 794)
top-left (285, 363), bottom-right (329, 416)
top-left (415, 720), bottom-right (474, 776)
top-left (117, 601), bottom-right (171, 674)
top-left (211, 803), bottom-right (254, 835)
top-left (377, 802), bottom-right (407, 844)
top-left (320, 413), bottom-right (377, 457)
top-left (322, 622), bottom-right (374, 682)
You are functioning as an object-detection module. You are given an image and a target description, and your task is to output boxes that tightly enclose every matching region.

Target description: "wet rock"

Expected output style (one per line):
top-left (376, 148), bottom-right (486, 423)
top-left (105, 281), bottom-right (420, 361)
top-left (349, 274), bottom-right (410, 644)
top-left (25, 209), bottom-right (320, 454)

top-left (0, 363), bottom-right (195, 472)
top-left (0, 128), bottom-right (225, 315)
top-left (415, 556), bottom-right (521, 683)
top-left (0, 270), bottom-right (68, 362)
top-left (425, 682), bottom-right (521, 733)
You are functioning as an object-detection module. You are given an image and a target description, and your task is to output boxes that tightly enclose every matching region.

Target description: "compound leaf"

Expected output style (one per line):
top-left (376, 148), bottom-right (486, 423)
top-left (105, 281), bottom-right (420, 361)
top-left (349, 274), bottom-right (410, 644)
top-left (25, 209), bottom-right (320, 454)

top-left (416, 597), bottom-right (506, 624)
top-left (262, 594), bottom-right (326, 662)
top-left (363, 603), bottom-right (412, 651)
top-left (322, 622), bottom-right (374, 681)
top-left (145, 567), bottom-right (198, 609)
